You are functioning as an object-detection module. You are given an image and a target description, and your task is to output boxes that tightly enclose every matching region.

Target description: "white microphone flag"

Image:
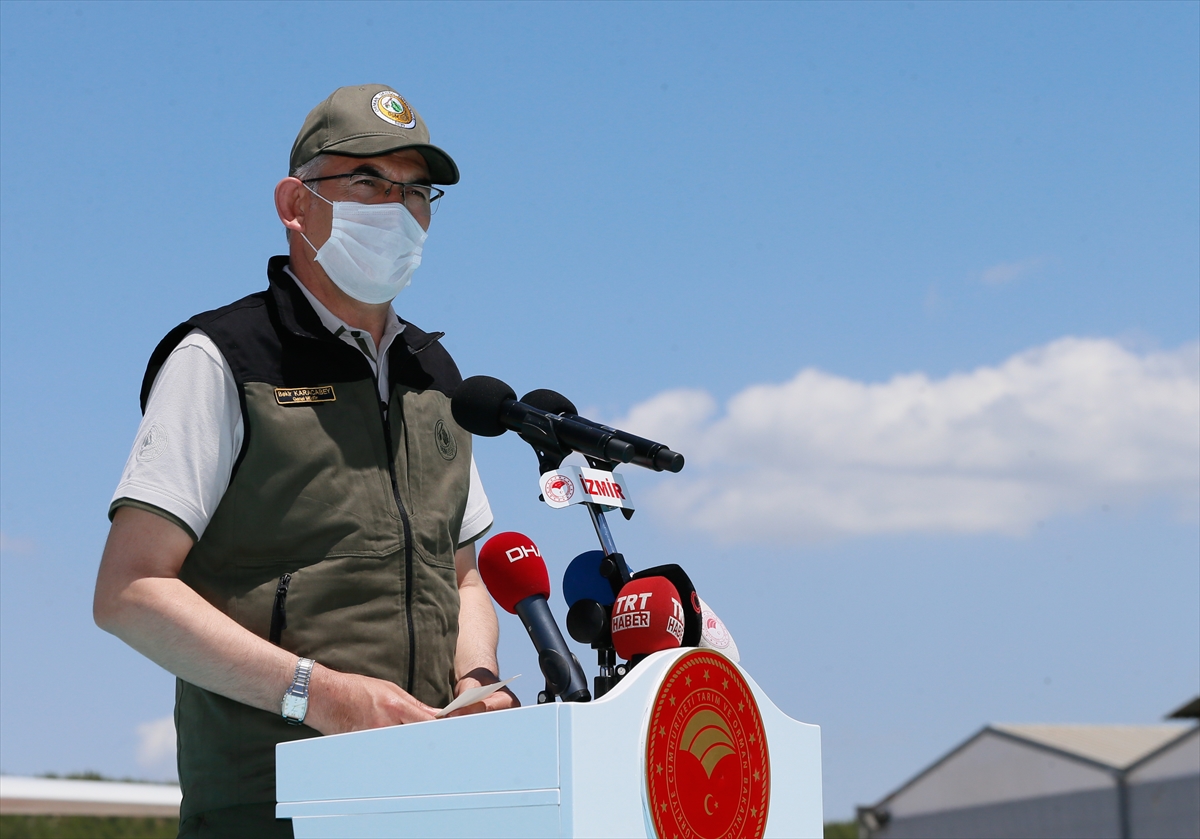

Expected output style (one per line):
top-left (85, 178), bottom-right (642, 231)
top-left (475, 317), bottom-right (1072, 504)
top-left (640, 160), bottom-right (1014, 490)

top-left (540, 466), bottom-right (634, 511)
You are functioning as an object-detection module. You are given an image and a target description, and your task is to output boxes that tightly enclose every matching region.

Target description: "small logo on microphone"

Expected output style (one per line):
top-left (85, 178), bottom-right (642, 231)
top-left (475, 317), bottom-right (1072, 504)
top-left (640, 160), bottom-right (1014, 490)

top-left (612, 611), bottom-right (651, 632)
top-left (504, 543), bottom-right (541, 563)
top-left (702, 614), bottom-right (732, 650)
top-left (612, 589), bottom-right (652, 633)
top-left (543, 474), bottom-right (575, 504)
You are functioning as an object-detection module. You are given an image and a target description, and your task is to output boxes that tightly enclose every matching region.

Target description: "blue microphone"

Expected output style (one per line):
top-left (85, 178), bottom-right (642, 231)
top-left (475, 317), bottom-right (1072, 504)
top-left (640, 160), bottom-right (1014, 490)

top-left (562, 550), bottom-right (632, 607)
top-left (563, 550), bottom-right (633, 649)
top-left (563, 550), bottom-right (636, 700)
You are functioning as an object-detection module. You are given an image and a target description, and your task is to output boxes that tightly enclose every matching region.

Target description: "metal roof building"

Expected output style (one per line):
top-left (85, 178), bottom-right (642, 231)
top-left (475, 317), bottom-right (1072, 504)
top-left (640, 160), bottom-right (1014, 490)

top-left (0, 775), bottom-right (180, 818)
top-left (858, 709), bottom-right (1200, 839)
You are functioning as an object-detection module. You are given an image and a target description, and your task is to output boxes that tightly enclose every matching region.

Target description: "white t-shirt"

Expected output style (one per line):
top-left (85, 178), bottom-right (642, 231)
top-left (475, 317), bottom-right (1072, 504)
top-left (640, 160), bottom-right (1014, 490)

top-left (111, 271), bottom-right (493, 545)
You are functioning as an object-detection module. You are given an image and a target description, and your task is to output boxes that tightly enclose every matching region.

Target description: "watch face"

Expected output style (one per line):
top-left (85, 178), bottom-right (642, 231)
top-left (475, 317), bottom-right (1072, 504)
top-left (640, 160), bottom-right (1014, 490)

top-left (282, 692), bottom-right (307, 722)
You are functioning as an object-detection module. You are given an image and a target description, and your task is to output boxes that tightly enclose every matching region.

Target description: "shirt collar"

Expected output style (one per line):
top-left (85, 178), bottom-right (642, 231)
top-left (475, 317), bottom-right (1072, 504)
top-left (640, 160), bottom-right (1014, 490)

top-left (283, 265), bottom-right (406, 363)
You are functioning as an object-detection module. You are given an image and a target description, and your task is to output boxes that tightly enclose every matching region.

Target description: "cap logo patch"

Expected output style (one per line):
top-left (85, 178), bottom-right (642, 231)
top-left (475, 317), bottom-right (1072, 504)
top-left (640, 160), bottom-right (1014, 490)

top-left (371, 91), bottom-right (417, 129)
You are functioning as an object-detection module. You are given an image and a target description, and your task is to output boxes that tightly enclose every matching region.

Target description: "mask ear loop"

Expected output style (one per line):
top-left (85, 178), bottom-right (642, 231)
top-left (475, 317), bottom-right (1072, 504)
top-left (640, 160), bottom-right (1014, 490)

top-left (297, 183), bottom-right (334, 256)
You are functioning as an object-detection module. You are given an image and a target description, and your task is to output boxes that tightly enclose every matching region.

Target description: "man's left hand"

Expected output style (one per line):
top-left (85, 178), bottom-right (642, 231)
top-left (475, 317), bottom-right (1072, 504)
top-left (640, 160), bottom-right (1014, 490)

top-left (447, 667), bottom-right (521, 717)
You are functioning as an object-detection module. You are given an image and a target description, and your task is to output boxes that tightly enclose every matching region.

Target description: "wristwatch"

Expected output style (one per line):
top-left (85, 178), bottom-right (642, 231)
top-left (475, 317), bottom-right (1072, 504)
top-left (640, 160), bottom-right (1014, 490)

top-left (281, 657), bottom-right (315, 725)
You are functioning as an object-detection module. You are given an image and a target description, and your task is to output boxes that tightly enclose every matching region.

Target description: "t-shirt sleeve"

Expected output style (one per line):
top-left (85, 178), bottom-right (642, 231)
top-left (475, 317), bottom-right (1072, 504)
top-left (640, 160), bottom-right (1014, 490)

top-left (109, 330), bottom-right (241, 541)
top-left (457, 454), bottom-right (494, 547)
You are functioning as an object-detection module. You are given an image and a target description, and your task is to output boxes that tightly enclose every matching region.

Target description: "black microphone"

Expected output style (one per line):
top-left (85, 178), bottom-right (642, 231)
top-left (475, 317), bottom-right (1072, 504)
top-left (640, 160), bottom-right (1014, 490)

top-left (522, 389), bottom-right (685, 473)
top-left (452, 376), bottom-right (636, 465)
top-left (477, 532), bottom-right (591, 703)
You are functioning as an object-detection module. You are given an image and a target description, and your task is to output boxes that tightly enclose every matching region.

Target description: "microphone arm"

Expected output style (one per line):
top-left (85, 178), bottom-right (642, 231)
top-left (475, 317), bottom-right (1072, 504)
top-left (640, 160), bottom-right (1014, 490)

top-left (450, 376), bottom-right (636, 474)
top-left (501, 401), bottom-right (636, 474)
top-left (560, 414), bottom-right (684, 473)
top-left (520, 389), bottom-right (685, 473)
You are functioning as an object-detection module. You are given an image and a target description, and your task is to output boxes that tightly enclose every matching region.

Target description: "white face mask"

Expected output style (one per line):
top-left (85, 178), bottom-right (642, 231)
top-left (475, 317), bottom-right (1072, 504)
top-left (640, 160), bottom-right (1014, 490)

top-left (301, 190), bottom-right (428, 305)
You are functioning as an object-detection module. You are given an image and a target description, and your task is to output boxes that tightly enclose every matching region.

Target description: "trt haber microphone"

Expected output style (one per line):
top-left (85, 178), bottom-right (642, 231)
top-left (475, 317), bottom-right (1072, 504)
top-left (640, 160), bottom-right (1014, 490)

top-left (477, 532), bottom-right (590, 703)
top-left (611, 576), bottom-right (685, 662)
top-left (632, 564), bottom-right (703, 646)
top-left (451, 376), bottom-right (636, 465)
top-left (522, 389), bottom-right (685, 473)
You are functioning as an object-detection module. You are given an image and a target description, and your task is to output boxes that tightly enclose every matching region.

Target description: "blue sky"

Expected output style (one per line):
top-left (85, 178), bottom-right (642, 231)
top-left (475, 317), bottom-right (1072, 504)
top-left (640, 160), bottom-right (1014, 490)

top-left (1, 0), bottom-right (1197, 822)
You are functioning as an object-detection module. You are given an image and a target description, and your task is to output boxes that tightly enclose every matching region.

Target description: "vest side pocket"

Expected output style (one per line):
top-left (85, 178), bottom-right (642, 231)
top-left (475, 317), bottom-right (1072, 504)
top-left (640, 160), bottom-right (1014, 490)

top-left (268, 573), bottom-right (292, 646)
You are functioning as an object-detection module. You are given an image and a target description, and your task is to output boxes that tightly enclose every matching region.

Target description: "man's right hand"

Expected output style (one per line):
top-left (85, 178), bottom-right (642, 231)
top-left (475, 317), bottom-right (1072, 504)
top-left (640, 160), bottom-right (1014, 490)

top-left (305, 665), bottom-right (438, 734)
top-left (95, 507), bottom-right (439, 736)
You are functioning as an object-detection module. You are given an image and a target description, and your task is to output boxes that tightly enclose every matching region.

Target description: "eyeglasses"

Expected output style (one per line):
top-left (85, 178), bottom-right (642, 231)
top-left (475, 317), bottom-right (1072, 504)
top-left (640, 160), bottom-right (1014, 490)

top-left (302, 172), bottom-right (445, 217)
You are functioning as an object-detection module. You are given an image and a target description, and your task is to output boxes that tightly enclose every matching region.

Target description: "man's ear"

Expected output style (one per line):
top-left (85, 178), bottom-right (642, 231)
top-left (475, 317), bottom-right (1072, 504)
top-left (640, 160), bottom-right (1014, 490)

top-left (275, 177), bottom-right (308, 236)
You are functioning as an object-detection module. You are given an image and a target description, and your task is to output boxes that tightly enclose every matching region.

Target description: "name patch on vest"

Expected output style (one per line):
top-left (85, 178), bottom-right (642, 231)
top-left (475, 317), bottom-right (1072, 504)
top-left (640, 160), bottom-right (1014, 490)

top-left (274, 385), bottom-right (336, 405)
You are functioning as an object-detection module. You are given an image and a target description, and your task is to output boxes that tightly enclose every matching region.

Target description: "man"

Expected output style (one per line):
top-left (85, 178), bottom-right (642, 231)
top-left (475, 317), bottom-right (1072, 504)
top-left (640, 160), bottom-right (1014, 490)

top-left (93, 84), bottom-right (517, 838)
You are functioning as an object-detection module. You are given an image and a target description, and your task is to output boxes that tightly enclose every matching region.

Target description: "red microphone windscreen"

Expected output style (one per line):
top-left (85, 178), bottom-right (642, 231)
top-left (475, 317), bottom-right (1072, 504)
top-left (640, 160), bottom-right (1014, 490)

top-left (477, 532), bottom-right (551, 614)
top-left (611, 576), bottom-right (684, 660)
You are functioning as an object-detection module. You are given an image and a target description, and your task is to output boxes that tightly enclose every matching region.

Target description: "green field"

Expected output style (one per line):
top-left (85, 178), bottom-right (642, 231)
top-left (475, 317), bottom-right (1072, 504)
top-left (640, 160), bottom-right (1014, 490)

top-left (0, 816), bottom-right (176, 839)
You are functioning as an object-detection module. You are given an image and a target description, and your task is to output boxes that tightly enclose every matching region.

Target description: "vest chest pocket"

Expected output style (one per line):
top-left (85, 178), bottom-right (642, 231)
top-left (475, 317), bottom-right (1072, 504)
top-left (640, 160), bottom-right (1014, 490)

top-left (392, 390), bottom-right (471, 569)
top-left (215, 381), bottom-right (405, 561)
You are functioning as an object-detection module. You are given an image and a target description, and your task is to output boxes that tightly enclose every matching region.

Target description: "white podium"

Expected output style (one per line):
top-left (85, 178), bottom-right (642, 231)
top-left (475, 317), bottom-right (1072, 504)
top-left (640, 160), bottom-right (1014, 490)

top-left (276, 648), bottom-right (822, 838)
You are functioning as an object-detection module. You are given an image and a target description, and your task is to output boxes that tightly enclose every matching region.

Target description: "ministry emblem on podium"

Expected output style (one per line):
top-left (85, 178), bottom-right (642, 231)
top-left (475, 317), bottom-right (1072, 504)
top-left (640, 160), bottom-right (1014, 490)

top-left (645, 649), bottom-right (770, 839)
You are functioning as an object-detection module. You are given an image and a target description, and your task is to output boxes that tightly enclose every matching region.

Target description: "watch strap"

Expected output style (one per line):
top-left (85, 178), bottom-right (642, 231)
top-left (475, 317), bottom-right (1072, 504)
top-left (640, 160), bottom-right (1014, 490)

top-left (281, 657), bottom-right (315, 724)
top-left (292, 657), bottom-right (315, 691)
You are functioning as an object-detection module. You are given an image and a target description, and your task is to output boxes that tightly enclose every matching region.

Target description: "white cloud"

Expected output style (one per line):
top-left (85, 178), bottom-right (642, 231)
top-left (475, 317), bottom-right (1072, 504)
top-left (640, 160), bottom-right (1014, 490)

top-left (136, 716), bottom-right (176, 769)
top-left (980, 256), bottom-right (1046, 285)
top-left (616, 338), bottom-right (1200, 542)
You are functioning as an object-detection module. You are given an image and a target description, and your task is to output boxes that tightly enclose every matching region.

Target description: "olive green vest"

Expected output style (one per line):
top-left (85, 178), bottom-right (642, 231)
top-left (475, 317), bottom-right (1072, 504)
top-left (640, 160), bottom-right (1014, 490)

top-left (141, 258), bottom-right (472, 821)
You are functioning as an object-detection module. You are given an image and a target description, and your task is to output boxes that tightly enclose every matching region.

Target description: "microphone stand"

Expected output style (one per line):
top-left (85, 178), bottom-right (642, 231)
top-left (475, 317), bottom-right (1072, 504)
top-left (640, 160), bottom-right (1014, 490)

top-left (579, 452), bottom-right (639, 698)
top-left (521, 417), bottom-right (634, 699)
top-left (581, 502), bottom-right (627, 698)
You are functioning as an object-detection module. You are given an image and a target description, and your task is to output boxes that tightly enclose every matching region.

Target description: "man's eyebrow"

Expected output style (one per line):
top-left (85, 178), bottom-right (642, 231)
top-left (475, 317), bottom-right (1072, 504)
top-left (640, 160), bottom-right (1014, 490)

top-left (350, 164), bottom-right (432, 186)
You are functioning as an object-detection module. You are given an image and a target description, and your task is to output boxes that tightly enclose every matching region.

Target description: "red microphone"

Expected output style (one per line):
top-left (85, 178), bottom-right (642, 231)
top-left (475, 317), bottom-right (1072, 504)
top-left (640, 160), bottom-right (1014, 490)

top-left (611, 576), bottom-right (684, 662)
top-left (478, 533), bottom-right (590, 703)
top-left (477, 531), bottom-right (550, 614)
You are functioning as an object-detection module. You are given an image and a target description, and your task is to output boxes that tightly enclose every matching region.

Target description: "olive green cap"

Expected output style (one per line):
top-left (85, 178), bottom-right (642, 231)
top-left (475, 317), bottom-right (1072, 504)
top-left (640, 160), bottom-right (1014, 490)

top-left (290, 84), bottom-right (460, 184)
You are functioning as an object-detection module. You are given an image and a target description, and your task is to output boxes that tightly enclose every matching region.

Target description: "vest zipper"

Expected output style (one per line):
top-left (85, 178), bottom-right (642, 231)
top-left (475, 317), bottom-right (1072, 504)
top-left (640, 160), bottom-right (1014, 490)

top-left (377, 394), bottom-right (418, 695)
top-left (269, 573), bottom-right (292, 646)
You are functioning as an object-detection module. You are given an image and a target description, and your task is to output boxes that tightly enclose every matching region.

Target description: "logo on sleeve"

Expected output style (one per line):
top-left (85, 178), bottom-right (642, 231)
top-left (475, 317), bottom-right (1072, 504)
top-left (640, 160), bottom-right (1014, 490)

top-left (371, 91), bottom-right (417, 129)
top-left (136, 423), bottom-right (167, 462)
top-left (434, 419), bottom-right (458, 460)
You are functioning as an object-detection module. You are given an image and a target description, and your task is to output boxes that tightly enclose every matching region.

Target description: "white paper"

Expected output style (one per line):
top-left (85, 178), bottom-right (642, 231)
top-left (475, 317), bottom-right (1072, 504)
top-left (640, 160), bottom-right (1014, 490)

top-left (436, 675), bottom-right (520, 718)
